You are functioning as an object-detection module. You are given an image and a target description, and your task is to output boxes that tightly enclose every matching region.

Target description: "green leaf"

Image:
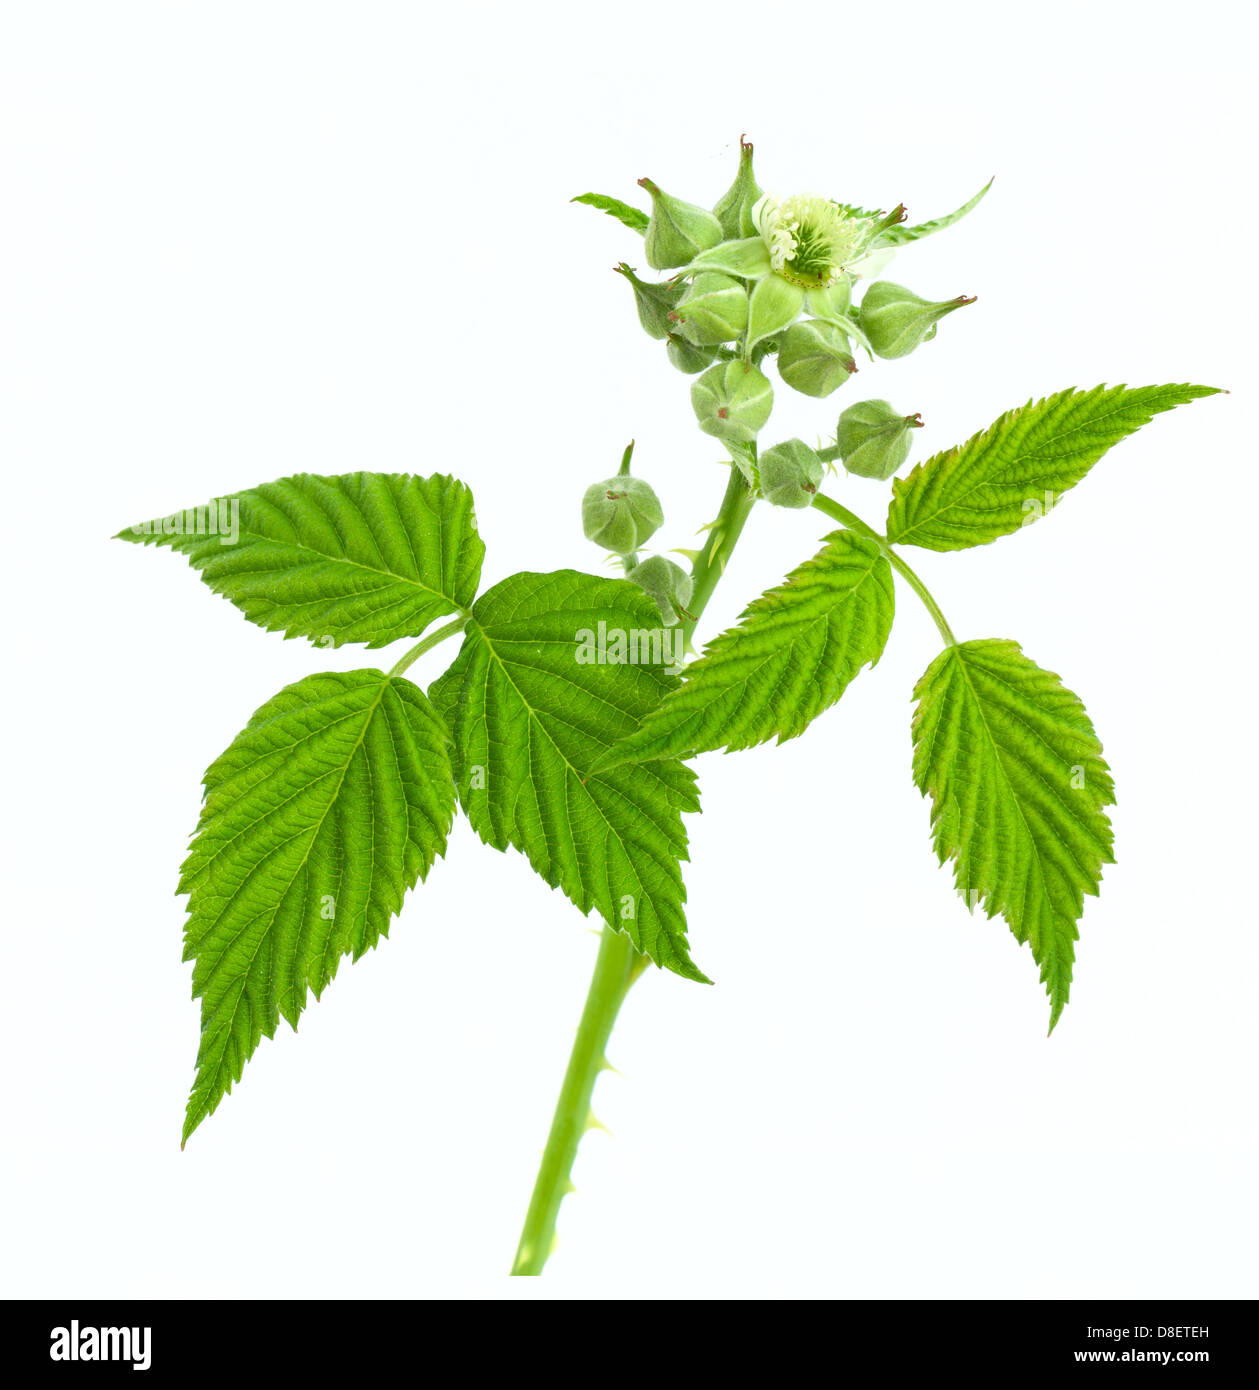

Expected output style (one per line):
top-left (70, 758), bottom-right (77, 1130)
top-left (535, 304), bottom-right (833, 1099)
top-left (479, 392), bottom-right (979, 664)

top-left (571, 192), bottom-right (650, 233)
top-left (886, 384), bottom-right (1221, 551)
top-left (180, 669), bottom-right (456, 1143)
top-left (429, 570), bottom-right (706, 981)
top-left (911, 639), bottom-right (1115, 1030)
top-left (834, 201), bottom-right (886, 220)
top-left (877, 178), bottom-right (993, 246)
top-left (117, 472), bottom-right (483, 648)
top-left (592, 532), bottom-right (894, 767)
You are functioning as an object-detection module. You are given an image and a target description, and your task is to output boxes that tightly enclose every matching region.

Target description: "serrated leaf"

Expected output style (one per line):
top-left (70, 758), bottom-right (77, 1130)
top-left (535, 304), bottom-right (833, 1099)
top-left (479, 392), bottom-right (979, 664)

top-left (571, 192), bottom-right (650, 233)
top-left (429, 570), bottom-right (705, 981)
top-left (592, 532), bottom-right (894, 768)
top-left (886, 384), bottom-right (1220, 551)
top-left (911, 639), bottom-right (1115, 1030)
top-left (180, 669), bottom-right (456, 1143)
top-left (834, 201), bottom-right (886, 220)
top-left (118, 472), bottom-right (483, 648)
top-left (877, 178), bottom-right (993, 246)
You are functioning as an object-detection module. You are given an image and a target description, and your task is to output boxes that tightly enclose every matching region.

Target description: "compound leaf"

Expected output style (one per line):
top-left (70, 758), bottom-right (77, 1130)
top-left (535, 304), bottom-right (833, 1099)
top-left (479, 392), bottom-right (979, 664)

top-left (911, 639), bottom-right (1115, 1030)
top-left (429, 570), bottom-right (705, 981)
top-left (593, 531), bottom-right (894, 768)
top-left (118, 472), bottom-right (483, 648)
top-left (886, 384), bottom-right (1220, 551)
top-left (180, 669), bottom-right (456, 1143)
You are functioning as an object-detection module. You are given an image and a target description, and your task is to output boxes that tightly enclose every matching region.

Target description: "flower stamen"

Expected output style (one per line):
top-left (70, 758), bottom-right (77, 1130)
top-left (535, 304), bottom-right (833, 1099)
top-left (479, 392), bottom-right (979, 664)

top-left (752, 193), bottom-right (871, 290)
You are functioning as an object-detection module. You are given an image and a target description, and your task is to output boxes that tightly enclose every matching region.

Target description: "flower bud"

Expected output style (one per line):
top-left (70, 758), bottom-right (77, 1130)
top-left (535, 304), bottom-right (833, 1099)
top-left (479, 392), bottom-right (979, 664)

top-left (638, 177), bottom-right (724, 270)
top-left (712, 136), bottom-right (764, 240)
top-left (691, 361), bottom-right (774, 443)
top-left (582, 476), bottom-right (664, 554)
top-left (626, 555), bottom-right (693, 626)
top-left (757, 439), bottom-right (824, 508)
top-left (776, 318), bottom-right (857, 398)
top-left (614, 263), bottom-right (685, 340)
top-left (834, 399), bottom-right (924, 480)
top-left (671, 272), bottom-right (748, 346)
top-left (857, 281), bottom-right (975, 360)
top-left (666, 332), bottom-right (718, 374)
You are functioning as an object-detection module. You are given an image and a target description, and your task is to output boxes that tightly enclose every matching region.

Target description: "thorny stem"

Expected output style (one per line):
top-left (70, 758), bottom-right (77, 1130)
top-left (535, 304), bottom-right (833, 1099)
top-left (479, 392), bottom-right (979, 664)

top-left (812, 491), bottom-right (958, 647)
top-left (386, 615), bottom-right (468, 678)
top-left (510, 453), bottom-right (756, 1276)
top-left (681, 458), bottom-right (758, 646)
top-left (510, 929), bottom-right (651, 1275)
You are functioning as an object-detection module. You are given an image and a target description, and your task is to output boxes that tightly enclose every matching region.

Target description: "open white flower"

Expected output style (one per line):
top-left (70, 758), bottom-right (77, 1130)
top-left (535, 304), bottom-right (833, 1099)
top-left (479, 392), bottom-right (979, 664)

top-left (752, 193), bottom-right (872, 289)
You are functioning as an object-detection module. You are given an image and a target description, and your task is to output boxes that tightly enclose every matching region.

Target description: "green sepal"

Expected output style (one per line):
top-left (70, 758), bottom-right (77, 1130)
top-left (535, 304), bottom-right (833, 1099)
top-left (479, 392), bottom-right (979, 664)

top-left (614, 263), bottom-right (685, 340)
top-left (877, 178), bottom-right (993, 246)
top-left (683, 237), bottom-right (772, 280)
top-left (571, 192), bottom-right (650, 233)
top-left (747, 275), bottom-right (805, 349)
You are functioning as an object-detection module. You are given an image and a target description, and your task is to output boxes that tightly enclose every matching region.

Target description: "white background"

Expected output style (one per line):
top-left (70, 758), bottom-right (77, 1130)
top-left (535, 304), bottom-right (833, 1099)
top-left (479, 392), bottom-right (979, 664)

top-left (2, 0), bottom-right (1254, 1300)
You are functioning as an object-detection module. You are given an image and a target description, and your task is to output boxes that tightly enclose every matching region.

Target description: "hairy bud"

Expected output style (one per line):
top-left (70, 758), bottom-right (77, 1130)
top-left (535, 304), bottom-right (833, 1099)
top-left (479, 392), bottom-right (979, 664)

top-left (858, 281), bottom-right (975, 360)
top-left (626, 555), bottom-right (694, 626)
top-left (691, 361), bottom-right (774, 443)
top-left (834, 399), bottom-right (924, 480)
top-left (639, 178), bottom-right (724, 270)
top-left (776, 318), bottom-right (857, 398)
top-left (582, 476), bottom-right (665, 554)
top-left (757, 438), bottom-right (824, 508)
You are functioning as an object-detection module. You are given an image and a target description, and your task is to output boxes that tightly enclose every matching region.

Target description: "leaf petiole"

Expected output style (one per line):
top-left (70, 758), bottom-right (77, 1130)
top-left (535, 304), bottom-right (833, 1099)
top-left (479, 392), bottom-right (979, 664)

top-left (812, 491), bottom-right (957, 647)
top-left (386, 615), bottom-right (469, 679)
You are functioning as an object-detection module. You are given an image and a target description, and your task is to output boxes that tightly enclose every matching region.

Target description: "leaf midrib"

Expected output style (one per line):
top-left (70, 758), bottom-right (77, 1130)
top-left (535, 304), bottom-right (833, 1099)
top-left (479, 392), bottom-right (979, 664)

top-left (191, 675), bottom-right (396, 1099)
top-left (468, 616), bottom-right (673, 926)
top-left (891, 387), bottom-right (1187, 544)
top-left (216, 522), bottom-right (465, 612)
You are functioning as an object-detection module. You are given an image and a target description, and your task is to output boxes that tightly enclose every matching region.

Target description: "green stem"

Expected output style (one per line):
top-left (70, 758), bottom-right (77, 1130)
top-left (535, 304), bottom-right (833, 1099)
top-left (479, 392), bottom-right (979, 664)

top-left (681, 459), bottom-right (757, 644)
top-left (510, 929), bottom-right (651, 1276)
top-left (812, 491), bottom-right (957, 647)
top-left (510, 455), bottom-right (757, 1277)
top-left (386, 615), bottom-right (468, 678)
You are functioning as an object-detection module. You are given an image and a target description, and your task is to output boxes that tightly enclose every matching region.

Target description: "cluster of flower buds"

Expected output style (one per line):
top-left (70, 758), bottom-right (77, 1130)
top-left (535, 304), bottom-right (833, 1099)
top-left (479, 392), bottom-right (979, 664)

top-left (607, 139), bottom-right (973, 461)
top-left (583, 142), bottom-right (980, 561)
